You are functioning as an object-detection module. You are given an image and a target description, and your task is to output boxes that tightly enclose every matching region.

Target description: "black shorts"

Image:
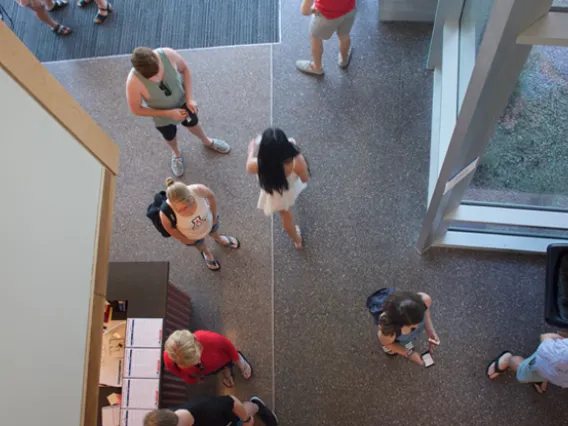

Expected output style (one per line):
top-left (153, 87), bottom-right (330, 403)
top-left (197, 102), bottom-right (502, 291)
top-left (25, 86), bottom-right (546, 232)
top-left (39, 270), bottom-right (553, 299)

top-left (156, 104), bottom-right (199, 141)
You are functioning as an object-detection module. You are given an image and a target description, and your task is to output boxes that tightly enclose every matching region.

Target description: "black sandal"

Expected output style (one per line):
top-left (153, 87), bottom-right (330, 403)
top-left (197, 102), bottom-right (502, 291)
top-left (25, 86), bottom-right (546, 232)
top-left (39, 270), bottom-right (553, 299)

top-left (200, 252), bottom-right (220, 271)
top-left (48, 1), bottom-right (69, 11)
top-left (94, 2), bottom-right (112, 24)
top-left (77, 0), bottom-right (92, 6)
top-left (52, 24), bottom-right (72, 36)
top-left (486, 351), bottom-right (511, 379)
top-left (533, 382), bottom-right (547, 394)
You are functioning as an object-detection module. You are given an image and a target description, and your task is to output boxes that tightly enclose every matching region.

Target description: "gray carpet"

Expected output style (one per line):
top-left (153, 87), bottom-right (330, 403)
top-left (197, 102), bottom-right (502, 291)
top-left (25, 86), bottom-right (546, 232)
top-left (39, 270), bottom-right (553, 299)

top-left (2, 0), bottom-right (279, 62)
top-left (42, 0), bottom-right (568, 424)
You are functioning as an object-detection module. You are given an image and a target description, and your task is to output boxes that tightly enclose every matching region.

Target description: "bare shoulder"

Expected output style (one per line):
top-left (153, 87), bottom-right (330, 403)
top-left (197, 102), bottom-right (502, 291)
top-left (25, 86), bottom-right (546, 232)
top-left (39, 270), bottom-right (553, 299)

top-left (163, 47), bottom-right (184, 66)
top-left (189, 184), bottom-right (212, 197)
top-left (418, 292), bottom-right (432, 308)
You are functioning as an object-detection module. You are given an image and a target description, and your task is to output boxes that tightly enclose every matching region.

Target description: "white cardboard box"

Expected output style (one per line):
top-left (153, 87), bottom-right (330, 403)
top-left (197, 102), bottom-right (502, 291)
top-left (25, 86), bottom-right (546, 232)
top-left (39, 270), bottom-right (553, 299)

top-left (123, 348), bottom-right (162, 379)
top-left (121, 378), bottom-right (160, 409)
top-left (120, 409), bottom-right (151, 426)
top-left (125, 318), bottom-right (163, 348)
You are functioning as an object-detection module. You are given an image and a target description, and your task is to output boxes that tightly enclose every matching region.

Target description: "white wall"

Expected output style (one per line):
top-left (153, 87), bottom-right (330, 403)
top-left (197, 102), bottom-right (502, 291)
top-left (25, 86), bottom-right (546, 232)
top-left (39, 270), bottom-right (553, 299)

top-left (0, 67), bottom-right (102, 426)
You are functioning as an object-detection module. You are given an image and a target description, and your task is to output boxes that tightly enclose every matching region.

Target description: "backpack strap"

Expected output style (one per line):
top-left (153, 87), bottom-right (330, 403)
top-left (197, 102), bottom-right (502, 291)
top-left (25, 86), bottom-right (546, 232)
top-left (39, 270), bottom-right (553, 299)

top-left (160, 202), bottom-right (177, 228)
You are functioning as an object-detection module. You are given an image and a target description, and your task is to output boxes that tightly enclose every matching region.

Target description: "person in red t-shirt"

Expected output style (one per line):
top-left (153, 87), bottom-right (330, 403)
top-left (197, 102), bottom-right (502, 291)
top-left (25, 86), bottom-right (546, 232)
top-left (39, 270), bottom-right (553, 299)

top-left (296, 0), bottom-right (357, 75)
top-left (164, 329), bottom-right (252, 387)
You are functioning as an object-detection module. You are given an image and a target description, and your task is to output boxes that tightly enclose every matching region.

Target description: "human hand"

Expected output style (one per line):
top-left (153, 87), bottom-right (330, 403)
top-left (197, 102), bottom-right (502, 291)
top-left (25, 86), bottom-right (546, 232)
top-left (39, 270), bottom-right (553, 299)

top-left (169, 108), bottom-right (188, 121)
top-left (186, 99), bottom-right (198, 113)
top-left (410, 352), bottom-right (424, 366)
top-left (427, 329), bottom-right (440, 350)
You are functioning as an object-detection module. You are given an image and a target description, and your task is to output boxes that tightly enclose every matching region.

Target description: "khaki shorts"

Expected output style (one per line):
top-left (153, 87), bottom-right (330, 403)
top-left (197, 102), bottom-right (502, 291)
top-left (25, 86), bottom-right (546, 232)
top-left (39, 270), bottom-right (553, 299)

top-left (310, 8), bottom-right (357, 40)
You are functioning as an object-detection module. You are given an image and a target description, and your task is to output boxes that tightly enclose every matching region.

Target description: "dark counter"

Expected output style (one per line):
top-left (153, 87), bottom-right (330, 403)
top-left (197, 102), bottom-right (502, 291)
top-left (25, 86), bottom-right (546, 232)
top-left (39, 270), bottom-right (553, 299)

top-left (107, 262), bottom-right (170, 318)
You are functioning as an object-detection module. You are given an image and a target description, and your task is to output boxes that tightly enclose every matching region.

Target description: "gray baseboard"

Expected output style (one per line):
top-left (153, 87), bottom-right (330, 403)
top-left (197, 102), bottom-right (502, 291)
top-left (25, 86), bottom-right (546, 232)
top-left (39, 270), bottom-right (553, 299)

top-left (379, 0), bottom-right (438, 22)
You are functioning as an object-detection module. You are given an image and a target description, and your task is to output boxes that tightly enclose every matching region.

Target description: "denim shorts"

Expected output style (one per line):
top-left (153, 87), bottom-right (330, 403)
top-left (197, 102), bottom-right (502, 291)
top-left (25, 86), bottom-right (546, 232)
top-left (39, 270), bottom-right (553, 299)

top-left (516, 352), bottom-right (544, 383)
top-left (184, 217), bottom-right (220, 246)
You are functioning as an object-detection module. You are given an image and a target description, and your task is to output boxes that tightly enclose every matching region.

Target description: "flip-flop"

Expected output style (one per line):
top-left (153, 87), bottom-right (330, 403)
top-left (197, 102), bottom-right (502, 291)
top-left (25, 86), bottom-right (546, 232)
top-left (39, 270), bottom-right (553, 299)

top-left (238, 351), bottom-right (254, 380)
top-left (200, 252), bottom-right (220, 271)
top-left (486, 351), bottom-right (511, 379)
top-left (217, 235), bottom-right (240, 249)
top-left (48, 0), bottom-right (69, 11)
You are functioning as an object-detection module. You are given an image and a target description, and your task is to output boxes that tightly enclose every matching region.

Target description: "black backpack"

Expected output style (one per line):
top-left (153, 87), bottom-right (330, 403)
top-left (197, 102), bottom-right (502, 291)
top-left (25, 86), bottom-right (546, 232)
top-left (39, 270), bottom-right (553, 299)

top-left (146, 191), bottom-right (177, 237)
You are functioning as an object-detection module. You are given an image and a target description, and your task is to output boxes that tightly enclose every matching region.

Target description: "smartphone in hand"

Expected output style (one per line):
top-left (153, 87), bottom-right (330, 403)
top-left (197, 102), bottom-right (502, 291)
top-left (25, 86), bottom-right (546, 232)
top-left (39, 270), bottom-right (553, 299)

top-left (421, 351), bottom-right (435, 367)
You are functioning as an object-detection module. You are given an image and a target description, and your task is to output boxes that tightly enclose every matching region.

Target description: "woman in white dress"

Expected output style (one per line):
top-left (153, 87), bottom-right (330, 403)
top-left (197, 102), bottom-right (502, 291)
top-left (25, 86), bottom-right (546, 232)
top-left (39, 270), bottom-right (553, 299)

top-left (246, 128), bottom-right (310, 249)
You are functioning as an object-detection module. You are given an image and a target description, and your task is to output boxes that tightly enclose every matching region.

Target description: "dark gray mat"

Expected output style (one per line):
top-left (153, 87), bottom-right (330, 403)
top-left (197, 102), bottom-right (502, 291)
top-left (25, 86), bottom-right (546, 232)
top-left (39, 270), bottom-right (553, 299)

top-left (3, 0), bottom-right (279, 62)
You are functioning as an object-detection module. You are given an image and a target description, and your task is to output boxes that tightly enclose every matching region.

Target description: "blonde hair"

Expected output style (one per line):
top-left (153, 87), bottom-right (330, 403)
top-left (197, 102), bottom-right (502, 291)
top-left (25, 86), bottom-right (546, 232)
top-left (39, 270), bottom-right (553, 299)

top-left (165, 177), bottom-right (195, 205)
top-left (144, 409), bottom-right (178, 426)
top-left (164, 330), bottom-right (202, 368)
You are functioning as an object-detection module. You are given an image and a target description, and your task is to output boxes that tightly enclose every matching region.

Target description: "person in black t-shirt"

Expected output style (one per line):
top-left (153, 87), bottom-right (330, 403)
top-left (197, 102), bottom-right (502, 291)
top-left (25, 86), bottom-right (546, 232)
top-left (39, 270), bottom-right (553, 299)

top-left (144, 395), bottom-right (278, 426)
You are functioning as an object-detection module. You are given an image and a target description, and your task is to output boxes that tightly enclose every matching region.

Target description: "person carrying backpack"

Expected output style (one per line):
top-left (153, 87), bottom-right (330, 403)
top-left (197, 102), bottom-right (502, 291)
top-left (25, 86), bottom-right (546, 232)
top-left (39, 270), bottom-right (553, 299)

top-left (149, 177), bottom-right (240, 271)
top-left (367, 288), bottom-right (440, 366)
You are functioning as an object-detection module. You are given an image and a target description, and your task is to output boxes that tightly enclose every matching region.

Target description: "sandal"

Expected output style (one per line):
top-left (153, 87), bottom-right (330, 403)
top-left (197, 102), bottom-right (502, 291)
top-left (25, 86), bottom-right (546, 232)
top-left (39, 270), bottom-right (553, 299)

top-left (237, 351), bottom-right (254, 380)
top-left (94, 2), bottom-right (112, 24)
top-left (533, 382), bottom-right (547, 394)
top-left (200, 252), bottom-right (220, 271)
top-left (77, 0), bottom-right (92, 6)
top-left (52, 24), bottom-right (72, 36)
top-left (486, 351), bottom-right (511, 379)
top-left (216, 235), bottom-right (240, 249)
top-left (48, 1), bottom-right (69, 11)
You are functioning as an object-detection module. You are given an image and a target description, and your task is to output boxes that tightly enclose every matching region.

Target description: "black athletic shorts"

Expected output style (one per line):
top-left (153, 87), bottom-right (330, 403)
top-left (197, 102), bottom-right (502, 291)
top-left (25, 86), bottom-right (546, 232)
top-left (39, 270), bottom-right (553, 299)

top-left (156, 104), bottom-right (199, 141)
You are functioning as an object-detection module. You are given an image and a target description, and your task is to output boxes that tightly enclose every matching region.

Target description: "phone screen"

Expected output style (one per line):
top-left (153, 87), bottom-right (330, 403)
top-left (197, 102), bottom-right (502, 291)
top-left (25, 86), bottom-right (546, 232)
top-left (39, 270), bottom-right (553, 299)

top-left (421, 351), bottom-right (435, 367)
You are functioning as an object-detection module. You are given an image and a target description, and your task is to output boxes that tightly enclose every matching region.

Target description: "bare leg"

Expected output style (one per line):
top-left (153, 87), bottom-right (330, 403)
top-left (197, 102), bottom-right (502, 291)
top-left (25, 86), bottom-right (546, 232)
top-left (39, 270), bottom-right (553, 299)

top-left (194, 241), bottom-right (215, 262)
top-left (186, 124), bottom-right (212, 146)
top-left (94, 0), bottom-right (109, 16)
top-left (29, 3), bottom-right (58, 28)
top-left (220, 366), bottom-right (234, 388)
top-left (311, 35), bottom-right (324, 71)
top-left (279, 209), bottom-right (302, 248)
top-left (338, 34), bottom-right (351, 61)
top-left (166, 137), bottom-right (181, 157)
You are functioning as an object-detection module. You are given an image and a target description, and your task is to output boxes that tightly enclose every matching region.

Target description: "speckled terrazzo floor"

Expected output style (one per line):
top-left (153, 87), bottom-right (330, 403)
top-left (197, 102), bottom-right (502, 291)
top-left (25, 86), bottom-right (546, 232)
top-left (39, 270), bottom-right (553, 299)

top-left (44, 0), bottom-right (568, 424)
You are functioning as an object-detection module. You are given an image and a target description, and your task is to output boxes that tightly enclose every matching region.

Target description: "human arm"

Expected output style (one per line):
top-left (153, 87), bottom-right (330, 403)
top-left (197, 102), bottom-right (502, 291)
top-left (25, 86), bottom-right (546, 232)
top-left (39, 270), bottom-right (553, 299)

top-left (300, 0), bottom-right (315, 16)
top-left (230, 396), bottom-right (254, 424)
top-left (163, 351), bottom-right (199, 384)
top-left (294, 154), bottom-right (310, 184)
top-left (125, 73), bottom-right (187, 119)
top-left (418, 292), bottom-right (439, 348)
top-left (378, 330), bottom-right (424, 365)
top-left (164, 48), bottom-right (197, 113)
top-left (159, 210), bottom-right (199, 245)
top-left (191, 184), bottom-right (218, 222)
top-left (246, 138), bottom-right (259, 174)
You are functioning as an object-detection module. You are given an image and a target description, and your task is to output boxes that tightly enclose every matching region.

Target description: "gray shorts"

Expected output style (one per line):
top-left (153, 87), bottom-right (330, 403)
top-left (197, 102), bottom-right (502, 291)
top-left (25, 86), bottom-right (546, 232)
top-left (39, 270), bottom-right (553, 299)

top-left (310, 8), bottom-right (356, 40)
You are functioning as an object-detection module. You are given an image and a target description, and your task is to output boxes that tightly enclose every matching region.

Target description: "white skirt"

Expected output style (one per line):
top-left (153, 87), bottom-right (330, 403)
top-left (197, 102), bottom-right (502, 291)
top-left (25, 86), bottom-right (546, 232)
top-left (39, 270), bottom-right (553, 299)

top-left (257, 176), bottom-right (307, 216)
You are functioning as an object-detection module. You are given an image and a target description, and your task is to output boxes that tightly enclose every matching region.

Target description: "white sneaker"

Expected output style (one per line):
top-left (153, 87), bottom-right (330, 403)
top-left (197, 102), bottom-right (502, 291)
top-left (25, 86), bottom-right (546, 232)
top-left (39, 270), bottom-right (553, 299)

top-left (171, 154), bottom-right (185, 177)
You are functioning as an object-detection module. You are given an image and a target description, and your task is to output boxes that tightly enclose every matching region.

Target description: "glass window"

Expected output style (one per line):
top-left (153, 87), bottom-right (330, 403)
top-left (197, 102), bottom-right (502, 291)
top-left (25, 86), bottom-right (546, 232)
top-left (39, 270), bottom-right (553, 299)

top-left (464, 45), bottom-right (568, 211)
top-left (458, 0), bottom-right (496, 110)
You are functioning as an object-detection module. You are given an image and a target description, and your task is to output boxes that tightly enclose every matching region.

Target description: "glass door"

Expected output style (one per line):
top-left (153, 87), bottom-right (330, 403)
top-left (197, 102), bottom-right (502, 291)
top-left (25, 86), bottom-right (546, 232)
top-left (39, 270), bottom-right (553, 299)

top-left (419, 0), bottom-right (568, 253)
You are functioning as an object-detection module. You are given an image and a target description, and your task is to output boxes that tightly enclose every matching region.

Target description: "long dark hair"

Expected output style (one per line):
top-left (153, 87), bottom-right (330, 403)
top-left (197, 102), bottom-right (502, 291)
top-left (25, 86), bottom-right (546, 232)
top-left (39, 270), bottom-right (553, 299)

top-left (257, 127), bottom-right (301, 195)
top-left (378, 292), bottom-right (426, 337)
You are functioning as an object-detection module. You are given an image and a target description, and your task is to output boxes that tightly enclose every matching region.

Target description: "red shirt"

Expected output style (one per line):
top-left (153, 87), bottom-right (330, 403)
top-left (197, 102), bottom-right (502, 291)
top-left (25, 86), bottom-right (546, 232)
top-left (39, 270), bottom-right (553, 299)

top-left (315, 0), bottom-right (356, 20)
top-left (163, 330), bottom-right (239, 384)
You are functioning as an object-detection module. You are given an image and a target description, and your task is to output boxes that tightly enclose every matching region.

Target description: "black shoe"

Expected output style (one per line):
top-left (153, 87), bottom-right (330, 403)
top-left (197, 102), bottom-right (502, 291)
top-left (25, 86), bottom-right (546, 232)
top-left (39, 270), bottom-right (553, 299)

top-left (250, 397), bottom-right (278, 426)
